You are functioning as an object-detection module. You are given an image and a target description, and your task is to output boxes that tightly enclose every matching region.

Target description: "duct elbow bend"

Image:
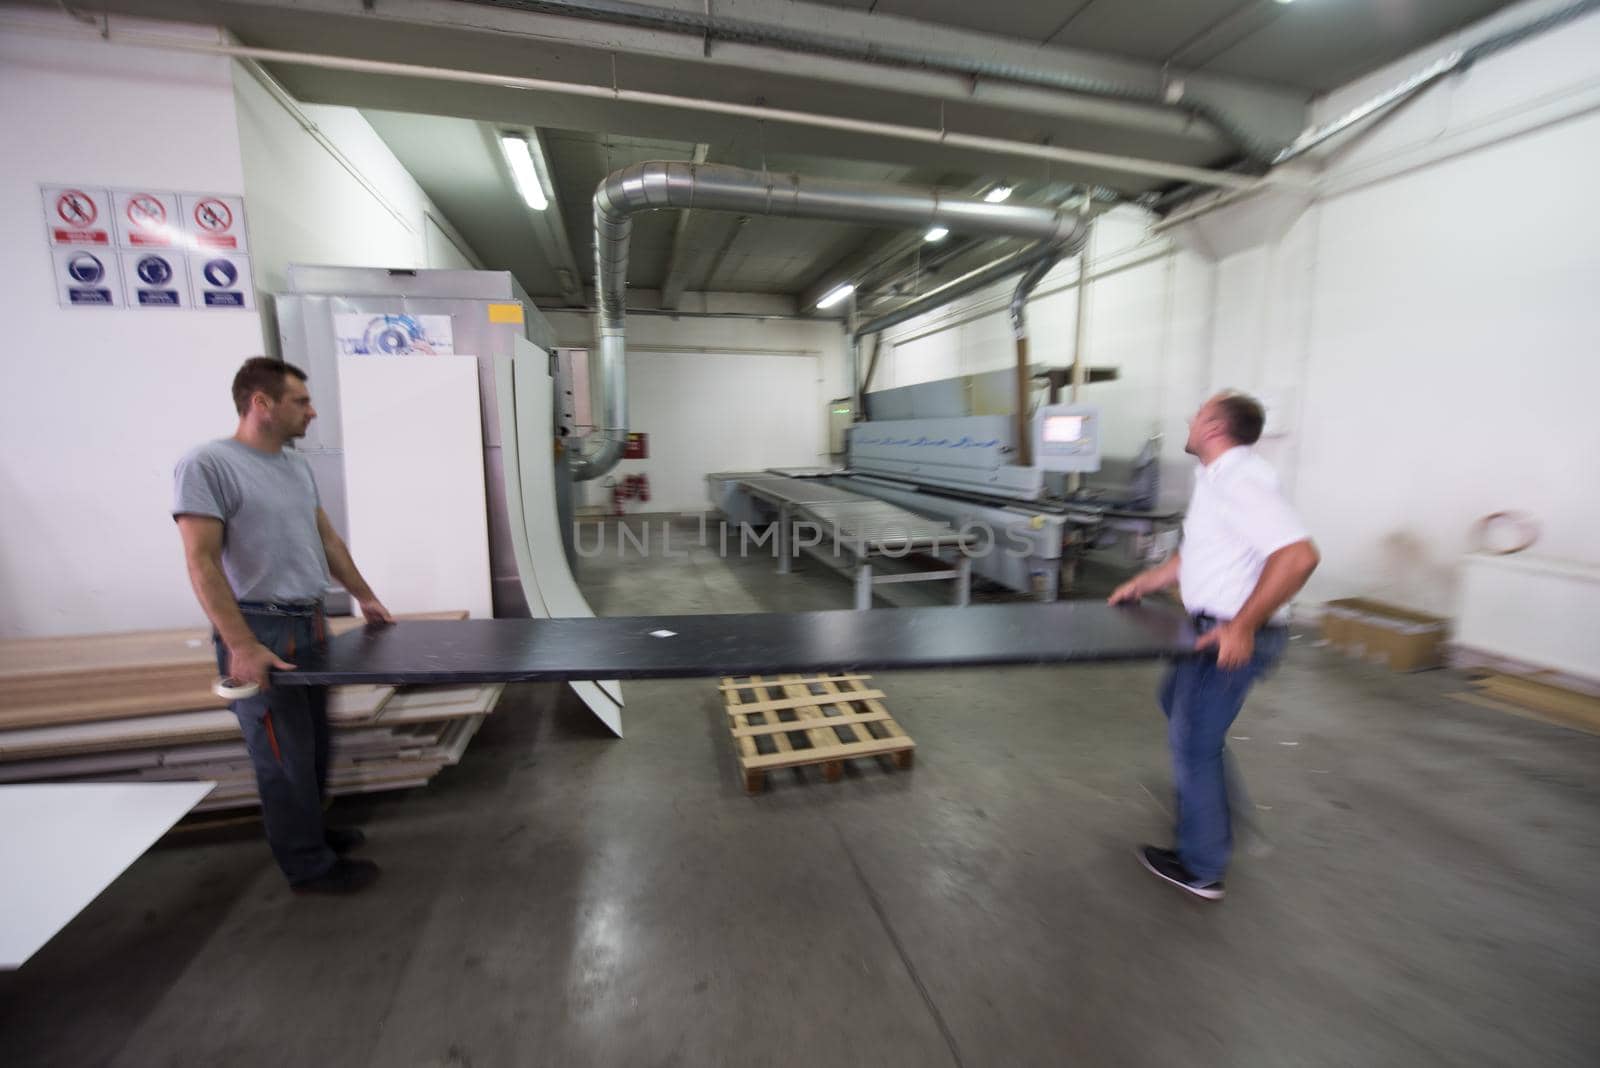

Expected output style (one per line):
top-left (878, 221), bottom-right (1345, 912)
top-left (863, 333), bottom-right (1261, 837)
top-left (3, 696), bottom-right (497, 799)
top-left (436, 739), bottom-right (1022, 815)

top-left (569, 433), bottom-right (626, 482)
top-left (1008, 243), bottom-right (1068, 338)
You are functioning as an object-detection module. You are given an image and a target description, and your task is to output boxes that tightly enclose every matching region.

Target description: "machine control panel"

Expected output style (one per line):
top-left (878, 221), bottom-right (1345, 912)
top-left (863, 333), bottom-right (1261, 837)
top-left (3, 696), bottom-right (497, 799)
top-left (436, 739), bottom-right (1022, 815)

top-left (1032, 404), bottom-right (1101, 473)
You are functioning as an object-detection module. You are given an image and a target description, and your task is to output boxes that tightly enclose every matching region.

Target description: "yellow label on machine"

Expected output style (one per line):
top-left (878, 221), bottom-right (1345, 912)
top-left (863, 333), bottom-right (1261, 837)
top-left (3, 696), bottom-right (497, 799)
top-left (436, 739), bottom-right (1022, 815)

top-left (487, 302), bottom-right (524, 324)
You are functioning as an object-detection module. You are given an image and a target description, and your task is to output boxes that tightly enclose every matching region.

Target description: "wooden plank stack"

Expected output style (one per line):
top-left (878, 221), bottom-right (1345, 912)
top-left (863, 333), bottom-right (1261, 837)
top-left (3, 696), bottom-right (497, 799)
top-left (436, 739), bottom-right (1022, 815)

top-left (1452, 671), bottom-right (1600, 736)
top-left (0, 612), bottom-right (503, 812)
top-left (720, 672), bottom-right (914, 794)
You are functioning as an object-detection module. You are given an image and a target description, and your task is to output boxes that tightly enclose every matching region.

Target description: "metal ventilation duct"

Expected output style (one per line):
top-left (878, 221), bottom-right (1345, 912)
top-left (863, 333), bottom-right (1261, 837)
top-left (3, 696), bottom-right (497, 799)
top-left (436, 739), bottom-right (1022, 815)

top-left (572, 161), bottom-right (1089, 480)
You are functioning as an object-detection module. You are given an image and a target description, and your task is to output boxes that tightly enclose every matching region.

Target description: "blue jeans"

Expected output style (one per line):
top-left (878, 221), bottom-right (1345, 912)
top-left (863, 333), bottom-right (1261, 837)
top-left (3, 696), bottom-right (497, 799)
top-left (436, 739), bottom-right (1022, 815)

top-left (1158, 619), bottom-right (1288, 882)
top-left (215, 602), bottom-right (337, 885)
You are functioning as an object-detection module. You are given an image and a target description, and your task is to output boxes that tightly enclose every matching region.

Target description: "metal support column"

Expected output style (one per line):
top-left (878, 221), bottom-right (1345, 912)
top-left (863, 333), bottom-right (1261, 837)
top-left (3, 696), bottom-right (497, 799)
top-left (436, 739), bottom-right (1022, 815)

top-left (953, 556), bottom-right (972, 606)
top-left (855, 564), bottom-right (873, 610)
top-left (777, 504), bottom-right (792, 574)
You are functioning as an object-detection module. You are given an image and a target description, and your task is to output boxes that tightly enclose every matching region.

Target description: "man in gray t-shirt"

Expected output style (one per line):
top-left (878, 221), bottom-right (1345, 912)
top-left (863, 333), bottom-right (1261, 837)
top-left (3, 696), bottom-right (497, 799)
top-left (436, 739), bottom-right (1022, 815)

top-left (174, 357), bottom-right (392, 895)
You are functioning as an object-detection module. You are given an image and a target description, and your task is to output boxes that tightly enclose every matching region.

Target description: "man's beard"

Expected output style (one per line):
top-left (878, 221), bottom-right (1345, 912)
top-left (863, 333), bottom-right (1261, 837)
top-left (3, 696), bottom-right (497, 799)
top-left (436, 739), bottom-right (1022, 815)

top-left (269, 414), bottom-right (307, 439)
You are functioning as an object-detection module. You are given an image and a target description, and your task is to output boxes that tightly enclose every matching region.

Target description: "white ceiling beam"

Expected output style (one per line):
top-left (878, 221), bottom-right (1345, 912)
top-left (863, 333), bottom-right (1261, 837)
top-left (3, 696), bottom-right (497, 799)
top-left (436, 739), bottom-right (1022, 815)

top-left (47, 0), bottom-right (1310, 173)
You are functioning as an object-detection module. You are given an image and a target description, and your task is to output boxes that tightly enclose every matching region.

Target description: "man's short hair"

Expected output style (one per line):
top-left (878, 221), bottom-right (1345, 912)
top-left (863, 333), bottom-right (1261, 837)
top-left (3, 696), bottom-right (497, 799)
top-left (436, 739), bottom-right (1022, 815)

top-left (232, 357), bottom-right (308, 416)
top-left (1216, 391), bottom-right (1266, 446)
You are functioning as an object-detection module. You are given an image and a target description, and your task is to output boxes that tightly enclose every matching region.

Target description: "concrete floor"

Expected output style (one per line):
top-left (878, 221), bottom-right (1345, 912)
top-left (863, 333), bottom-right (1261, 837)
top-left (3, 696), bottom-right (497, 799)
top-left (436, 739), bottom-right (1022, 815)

top-left (4, 518), bottom-right (1599, 1066)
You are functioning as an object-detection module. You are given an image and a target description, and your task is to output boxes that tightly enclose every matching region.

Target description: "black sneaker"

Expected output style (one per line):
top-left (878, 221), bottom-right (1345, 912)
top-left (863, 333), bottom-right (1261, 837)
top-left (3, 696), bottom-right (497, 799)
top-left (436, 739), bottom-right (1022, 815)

top-left (1137, 846), bottom-right (1225, 901)
top-left (325, 827), bottom-right (367, 854)
top-left (292, 858), bottom-right (380, 895)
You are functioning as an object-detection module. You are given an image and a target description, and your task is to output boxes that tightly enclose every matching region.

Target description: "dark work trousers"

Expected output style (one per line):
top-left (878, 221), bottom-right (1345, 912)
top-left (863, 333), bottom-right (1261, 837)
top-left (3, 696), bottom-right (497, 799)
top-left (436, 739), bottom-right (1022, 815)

top-left (1157, 616), bottom-right (1289, 883)
top-left (216, 601), bottom-right (337, 885)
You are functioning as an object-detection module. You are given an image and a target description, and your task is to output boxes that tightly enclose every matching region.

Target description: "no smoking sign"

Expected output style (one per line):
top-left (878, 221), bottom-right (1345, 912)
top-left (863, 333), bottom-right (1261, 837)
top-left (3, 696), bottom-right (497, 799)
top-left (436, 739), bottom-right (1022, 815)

top-left (113, 191), bottom-right (180, 247)
top-left (183, 193), bottom-right (247, 251)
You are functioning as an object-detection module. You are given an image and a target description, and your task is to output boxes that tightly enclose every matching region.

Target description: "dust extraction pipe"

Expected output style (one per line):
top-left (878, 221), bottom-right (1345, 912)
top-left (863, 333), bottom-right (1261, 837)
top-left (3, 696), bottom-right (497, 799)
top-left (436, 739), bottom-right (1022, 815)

top-left (851, 240), bottom-right (1072, 341)
top-left (573, 161), bottom-right (1089, 480)
top-left (470, 0), bottom-right (1284, 165)
top-left (1006, 249), bottom-right (1068, 468)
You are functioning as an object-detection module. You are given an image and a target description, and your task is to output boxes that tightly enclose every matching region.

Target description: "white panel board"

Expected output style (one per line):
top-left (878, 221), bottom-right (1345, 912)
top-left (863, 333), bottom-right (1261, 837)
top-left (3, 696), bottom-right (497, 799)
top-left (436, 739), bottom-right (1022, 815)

top-left (0, 782), bottom-right (214, 969)
top-left (503, 346), bottom-right (624, 735)
top-left (338, 356), bottom-right (493, 620)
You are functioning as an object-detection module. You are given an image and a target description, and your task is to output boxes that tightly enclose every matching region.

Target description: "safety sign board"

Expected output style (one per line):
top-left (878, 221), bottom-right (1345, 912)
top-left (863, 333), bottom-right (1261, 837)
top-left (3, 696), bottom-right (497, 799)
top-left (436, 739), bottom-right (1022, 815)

top-left (42, 186), bottom-right (112, 247)
top-left (53, 248), bottom-right (122, 307)
top-left (181, 193), bottom-right (248, 251)
top-left (121, 250), bottom-right (190, 308)
top-left (44, 184), bottom-right (254, 310)
top-left (113, 190), bottom-right (184, 248)
top-left (188, 251), bottom-right (254, 310)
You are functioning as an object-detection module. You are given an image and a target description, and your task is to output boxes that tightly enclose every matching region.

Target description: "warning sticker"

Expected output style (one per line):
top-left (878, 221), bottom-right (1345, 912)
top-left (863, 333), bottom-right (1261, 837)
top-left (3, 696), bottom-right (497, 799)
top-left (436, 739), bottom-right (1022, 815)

top-left (188, 251), bottom-right (254, 310)
top-left (42, 186), bottom-right (112, 247)
top-left (333, 313), bottom-right (456, 356)
top-left (181, 193), bottom-right (248, 251)
top-left (121, 250), bottom-right (190, 308)
top-left (112, 189), bottom-right (184, 251)
top-left (53, 248), bottom-right (122, 307)
top-left (113, 190), bottom-right (184, 249)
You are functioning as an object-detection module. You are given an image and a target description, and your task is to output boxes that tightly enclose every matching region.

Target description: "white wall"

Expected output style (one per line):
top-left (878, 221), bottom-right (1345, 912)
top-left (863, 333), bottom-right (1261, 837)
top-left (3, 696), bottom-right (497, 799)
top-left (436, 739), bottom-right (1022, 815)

top-left (871, 0), bottom-right (1600, 619)
top-left (1198, 0), bottom-right (1600, 616)
top-left (620, 350), bottom-right (824, 512)
top-left (544, 308), bottom-right (847, 512)
top-left (231, 64), bottom-right (484, 348)
top-left (0, 12), bottom-right (488, 637)
top-left (0, 15), bottom-right (265, 639)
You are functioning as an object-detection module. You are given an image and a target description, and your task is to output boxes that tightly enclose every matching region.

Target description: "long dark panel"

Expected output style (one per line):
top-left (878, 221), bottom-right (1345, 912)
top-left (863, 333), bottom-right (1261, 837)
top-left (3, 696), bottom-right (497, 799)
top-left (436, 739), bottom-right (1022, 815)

top-left (276, 602), bottom-right (1196, 686)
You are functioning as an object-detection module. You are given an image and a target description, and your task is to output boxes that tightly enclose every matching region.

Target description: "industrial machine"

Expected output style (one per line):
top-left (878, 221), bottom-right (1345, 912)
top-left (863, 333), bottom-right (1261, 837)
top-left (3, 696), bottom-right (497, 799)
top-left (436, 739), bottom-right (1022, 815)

top-left (712, 364), bottom-right (1179, 603)
top-left (276, 265), bottom-right (566, 618)
top-left (275, 266), bottom-right (623, 733)
top-left (1033, 404), bottom-right (1101, 472)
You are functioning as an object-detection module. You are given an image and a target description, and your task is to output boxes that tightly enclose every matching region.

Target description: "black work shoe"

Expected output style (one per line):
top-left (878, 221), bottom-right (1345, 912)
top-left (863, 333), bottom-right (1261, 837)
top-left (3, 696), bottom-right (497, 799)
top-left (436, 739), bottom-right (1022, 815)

top-left (1137, 846), bottom-right (1225, 901)
top-left (292, 858), bottom-right (380, 895)
top-left (325, 827), bottom-right (367, 854)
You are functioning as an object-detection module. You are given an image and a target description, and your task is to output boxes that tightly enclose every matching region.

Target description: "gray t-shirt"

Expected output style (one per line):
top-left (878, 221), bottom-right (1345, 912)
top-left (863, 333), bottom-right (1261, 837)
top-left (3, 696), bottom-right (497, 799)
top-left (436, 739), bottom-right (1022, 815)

top-left (173, 439), bottom-right (332, 603)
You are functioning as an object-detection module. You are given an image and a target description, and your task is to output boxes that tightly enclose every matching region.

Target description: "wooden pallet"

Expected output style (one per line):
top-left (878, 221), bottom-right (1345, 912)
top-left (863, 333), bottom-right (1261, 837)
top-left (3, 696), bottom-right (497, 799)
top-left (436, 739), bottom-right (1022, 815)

top-left (720, 673), bottom-right (914, 793)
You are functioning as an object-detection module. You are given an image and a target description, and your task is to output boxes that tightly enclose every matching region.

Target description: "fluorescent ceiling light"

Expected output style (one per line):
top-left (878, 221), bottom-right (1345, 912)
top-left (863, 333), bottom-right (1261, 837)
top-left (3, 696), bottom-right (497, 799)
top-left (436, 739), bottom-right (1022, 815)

top-left (924, 226), bottom-right (949, 242)
top-left (983, 185), bottom-right (1014, 203)
top-left (816, 282), bottom-right (855, 309)
top-left (499, 133), bottom-right (548, 211)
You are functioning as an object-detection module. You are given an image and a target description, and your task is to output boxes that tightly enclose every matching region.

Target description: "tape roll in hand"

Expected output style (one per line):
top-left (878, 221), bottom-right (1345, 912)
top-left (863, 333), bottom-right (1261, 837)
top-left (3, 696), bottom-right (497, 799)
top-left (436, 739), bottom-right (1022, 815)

top-left (213, 677), bottom-right (261, 701)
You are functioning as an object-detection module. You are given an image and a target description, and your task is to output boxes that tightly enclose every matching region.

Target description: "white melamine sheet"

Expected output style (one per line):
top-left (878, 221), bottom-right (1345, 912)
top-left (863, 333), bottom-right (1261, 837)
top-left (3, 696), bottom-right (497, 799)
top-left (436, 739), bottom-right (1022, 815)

top-left (497, 346), bottom-right (624, 735)
top-left (0, 781), bottom-right (214, 969)
top-left (338, 356), bottom-right (493, 621)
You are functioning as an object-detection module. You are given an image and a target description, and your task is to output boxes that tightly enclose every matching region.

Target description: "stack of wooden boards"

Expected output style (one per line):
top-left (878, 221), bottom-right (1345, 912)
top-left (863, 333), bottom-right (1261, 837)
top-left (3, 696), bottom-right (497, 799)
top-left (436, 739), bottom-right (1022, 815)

top-left (1452, 671), bottom-right (1600, 737)
top-left (0, 612), bottom-right (503, 811)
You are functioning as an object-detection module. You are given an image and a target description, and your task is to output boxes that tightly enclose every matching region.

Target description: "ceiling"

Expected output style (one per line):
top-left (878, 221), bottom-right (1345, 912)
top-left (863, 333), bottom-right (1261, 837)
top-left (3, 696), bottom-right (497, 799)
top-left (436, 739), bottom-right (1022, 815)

top-left (338, 0), bottom-right (1519, 309)
top-left (809, 0), bottom-right (1517, 94)
top-left (74, 0), bottom-right (1522, 310)
top-left (365, 107), bottom-right (1070, 308)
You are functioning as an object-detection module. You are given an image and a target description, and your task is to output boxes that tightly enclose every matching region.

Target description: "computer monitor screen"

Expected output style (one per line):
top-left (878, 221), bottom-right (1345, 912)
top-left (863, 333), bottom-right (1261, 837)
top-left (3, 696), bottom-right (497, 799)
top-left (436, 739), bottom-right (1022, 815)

top-left (1042, 414), bottom-right (1085, 444)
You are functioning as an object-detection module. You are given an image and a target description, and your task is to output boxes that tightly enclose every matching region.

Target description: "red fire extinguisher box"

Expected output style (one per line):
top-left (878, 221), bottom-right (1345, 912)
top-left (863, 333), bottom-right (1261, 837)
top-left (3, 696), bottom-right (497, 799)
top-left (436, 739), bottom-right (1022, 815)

top-left (623, 432), bottom-right (648, 460)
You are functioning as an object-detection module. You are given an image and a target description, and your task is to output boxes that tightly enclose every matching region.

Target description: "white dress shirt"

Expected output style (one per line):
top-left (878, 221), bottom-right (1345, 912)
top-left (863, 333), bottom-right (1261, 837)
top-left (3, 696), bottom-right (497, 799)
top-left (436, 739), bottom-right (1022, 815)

top-left (1178, 446), bottom-right (1310, 622)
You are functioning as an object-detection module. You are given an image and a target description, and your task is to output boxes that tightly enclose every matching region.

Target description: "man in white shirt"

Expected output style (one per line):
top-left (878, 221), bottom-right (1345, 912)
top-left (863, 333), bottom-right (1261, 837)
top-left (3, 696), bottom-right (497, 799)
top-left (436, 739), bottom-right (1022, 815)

top-left (1109, 391), bottom-right (1320, 901)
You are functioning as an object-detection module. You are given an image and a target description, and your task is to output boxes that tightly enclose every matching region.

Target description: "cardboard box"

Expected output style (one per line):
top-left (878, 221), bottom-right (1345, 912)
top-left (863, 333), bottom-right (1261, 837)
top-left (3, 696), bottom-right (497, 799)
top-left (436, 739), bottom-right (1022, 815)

top-left (1322, 598), bottom-right (1449, 672)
